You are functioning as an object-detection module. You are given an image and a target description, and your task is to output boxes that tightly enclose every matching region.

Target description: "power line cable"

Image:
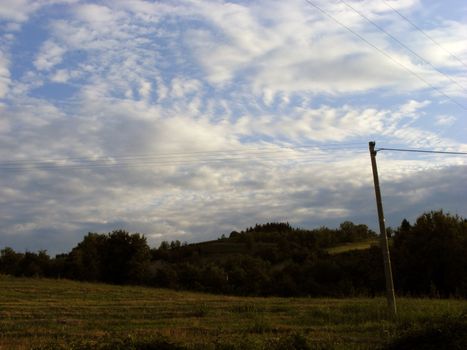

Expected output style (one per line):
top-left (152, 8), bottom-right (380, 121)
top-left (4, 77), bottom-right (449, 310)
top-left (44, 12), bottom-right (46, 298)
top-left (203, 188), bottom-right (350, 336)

top-left (0, 155), bottom-right (361, 172)
top-left (0, 150), bottom-right (292, 166)
top-left (0, 143), bottom-right (367, 166)
top-left (303, 0), bottom-right (467, 111)
top-left (377, 147), bottom-right (467, 155)
top-left (0, 154), bottom-right (326, 170)
top-left (0, 145), bottom-right (368, 172)
top-left (338, 0), bottom-right (467, 95)
top-left (381, 0), bottom-right (467, 70)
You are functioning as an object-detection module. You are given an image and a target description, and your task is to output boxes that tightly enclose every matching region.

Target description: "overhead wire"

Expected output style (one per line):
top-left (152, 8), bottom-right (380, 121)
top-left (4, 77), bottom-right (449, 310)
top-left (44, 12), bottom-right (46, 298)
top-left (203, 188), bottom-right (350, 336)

top-left (376, 147), bottom-right (467, 155)
top-left (0, 143), bottom-right (368, 172)
top-left (0, 142), bottom-right (366, 165)
top-left (381, 0), bottom-right (467, 70)
top-left (303, 0), bottom-right (467, 111)
top-left (2, 142), bottom-right (465, 173)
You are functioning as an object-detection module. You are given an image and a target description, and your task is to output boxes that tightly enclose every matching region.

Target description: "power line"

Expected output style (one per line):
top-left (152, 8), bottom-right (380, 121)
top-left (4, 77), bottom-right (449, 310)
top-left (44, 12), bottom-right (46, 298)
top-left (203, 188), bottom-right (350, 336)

top-left (0, 155), bottom-right (329, 172)
top-left (377, 147), bottom-right (467, 155)
top-left (0, 143), bottom-right (365, 165)
top-left (0, 155), bottom-right (362, 172)
top-left (381, 0), bottom-right (467, 70)
top-left (0, 143), bottom-right (366, 166)
top-left (339, 0), bottom-right (467, 95)
top-left (303, 0), bottom-right (467, 111)
top-left (0, 144), bottom-right (368, 172)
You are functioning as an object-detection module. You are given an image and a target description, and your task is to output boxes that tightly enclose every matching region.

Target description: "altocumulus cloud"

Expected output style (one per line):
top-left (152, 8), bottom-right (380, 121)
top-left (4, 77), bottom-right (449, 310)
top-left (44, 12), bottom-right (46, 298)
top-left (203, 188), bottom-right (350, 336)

top-left (0, 0), bottom-right (466, 254)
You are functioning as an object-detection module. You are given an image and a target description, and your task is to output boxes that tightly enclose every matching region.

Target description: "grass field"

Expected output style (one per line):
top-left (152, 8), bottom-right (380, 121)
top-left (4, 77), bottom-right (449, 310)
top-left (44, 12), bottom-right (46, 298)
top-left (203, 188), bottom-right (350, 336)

top-left (0, 275), bottom-right (466, 349)
top-left (326, 240), bottom-right (378, 255)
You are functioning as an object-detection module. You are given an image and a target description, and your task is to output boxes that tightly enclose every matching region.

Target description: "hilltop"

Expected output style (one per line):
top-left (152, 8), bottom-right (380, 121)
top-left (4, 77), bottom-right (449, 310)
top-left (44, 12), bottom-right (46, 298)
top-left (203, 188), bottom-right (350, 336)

top-left (1, 210), bottom-right (466, 298)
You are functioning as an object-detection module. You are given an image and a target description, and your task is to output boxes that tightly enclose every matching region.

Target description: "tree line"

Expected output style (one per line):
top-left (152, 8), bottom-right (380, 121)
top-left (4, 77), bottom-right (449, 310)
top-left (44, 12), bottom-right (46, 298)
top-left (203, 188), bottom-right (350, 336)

top-left (1, 210), bottom-right (466, 297)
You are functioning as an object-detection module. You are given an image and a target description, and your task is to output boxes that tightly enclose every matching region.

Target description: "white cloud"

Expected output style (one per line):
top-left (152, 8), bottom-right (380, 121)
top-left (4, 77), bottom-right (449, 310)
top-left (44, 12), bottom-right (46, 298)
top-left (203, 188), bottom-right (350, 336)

top-left (75, 3), bottom-right (116, 23)
top-left (155, 76), bottom-right (168, 101)
top-left (435, 114), bottom-right (456, 126)
top-left (112, 0), bottom-right (185, 22)
top-left (182, 0), bottom-right (453, 97)
top-left (0, 0), bottom-right (78, 27)
top-left (1, 0), bottom-right (467, 253)
top-left (415, 20), bottom-right (467, 69)
top-left (50, 18), bottom-right (127, 51)
top-left (0, 50), bottom-right (10, 98)
top-left (170, 77), bottom-right (202, 98)
top-left (50, 69), bottom-right (68, 83)
top-left (0, 0), bottom-right (39, 23)
top-left (138, 80), bottom-right (151, 100)
top-left (231, 103), bottom-right (413, 143)
top-left (34, 41), bottom-right (67, 71)
top-left (398, 99), bottom-right (431, 117)
top-left (1, 89), bottom-right (466, 252)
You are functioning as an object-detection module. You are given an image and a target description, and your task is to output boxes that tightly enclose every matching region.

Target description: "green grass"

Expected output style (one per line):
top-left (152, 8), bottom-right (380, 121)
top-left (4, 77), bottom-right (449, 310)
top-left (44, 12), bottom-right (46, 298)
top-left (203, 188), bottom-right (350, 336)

top-left (0, 275), bottom-right (466, 349)
top-left (326, 240), bottom-right (378, 255)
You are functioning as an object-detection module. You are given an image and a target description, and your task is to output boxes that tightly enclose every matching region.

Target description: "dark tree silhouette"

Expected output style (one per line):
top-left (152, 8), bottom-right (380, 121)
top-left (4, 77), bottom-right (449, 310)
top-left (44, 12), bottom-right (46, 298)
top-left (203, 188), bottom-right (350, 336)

top-left (393, 210), bottom-right (467, 297)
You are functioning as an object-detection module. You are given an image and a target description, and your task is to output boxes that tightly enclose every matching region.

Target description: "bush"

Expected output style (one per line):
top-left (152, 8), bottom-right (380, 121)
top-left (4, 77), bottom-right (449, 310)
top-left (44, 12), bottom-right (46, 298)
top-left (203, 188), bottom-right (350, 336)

top-left (385, 313), bottom-right (467, 350)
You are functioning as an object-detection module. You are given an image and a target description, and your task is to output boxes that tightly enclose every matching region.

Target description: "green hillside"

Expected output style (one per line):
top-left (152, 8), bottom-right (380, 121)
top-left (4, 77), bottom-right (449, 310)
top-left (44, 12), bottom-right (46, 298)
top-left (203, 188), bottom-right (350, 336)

top-left (159, 221), bottom-right (377, 259)
top-left (326, 239), bottom-right (379, 255)
top-left (1, 275), bottom-right (466, 349)
top-left (192, 237), bottom-right (378, 257)
top-left (2, 211), bottom-right (467, 299)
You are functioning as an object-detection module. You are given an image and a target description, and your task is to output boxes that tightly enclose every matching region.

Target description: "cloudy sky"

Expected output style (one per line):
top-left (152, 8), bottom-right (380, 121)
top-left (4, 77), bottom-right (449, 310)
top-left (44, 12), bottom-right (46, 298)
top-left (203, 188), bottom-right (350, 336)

top-left (1, 0), bottom-right (466, 254)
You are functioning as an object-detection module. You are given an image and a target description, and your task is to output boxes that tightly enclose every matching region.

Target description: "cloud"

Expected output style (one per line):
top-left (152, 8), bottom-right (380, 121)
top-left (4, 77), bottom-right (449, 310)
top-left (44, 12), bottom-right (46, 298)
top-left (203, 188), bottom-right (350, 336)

top-left (0, 50), bottom-right (10, 98)
top-left (169, 77), bottom-right (202, 99)
top-left (228, 100), bottom-right (452, 148)
top-left (0, 0), bottom-right (78, 28)
top-left (398, 99), bottom-right (430, 117)
top-left (435, 114), bottom-right (456, 126)
top-left (380, 164), bottom-right (467, 225)
top-left (182, 0), bottom-right (456, 99)
top-left (75, 3), bottom-right (116, 24)
top-left (1, 0), bottom-right (466, 254)
top-left (34, 41), bottom-right (67, 71)
top-left (50, 69), bottom-right (71, 83)
top-left (0, 0), bottom-right (39, 23)
top-left (138, 80), bottom-right (152, 100)
top-left (2, 128), bottom-right (464, 254)
top-left (414, 20), bottom-right (467, 70)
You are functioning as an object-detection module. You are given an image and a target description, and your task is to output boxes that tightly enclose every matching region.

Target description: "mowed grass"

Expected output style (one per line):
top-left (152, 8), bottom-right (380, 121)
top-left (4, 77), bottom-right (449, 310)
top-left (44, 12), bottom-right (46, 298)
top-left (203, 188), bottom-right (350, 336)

top-left (0, 275), bottom-right (466, 349)
top-left (326, 240), bottom-right (378, 255)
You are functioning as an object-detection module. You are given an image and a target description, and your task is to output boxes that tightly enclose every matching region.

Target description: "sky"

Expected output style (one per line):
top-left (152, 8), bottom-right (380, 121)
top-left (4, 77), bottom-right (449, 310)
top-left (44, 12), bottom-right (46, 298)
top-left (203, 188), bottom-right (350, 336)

top-left (0, 0), bottom-right (466, 255)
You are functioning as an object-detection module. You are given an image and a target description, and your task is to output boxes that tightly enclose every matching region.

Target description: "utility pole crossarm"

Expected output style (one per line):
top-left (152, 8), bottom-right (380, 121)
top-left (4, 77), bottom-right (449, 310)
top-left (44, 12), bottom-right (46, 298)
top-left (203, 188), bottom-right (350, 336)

top-left (369, 141), bottom-right (397, 317)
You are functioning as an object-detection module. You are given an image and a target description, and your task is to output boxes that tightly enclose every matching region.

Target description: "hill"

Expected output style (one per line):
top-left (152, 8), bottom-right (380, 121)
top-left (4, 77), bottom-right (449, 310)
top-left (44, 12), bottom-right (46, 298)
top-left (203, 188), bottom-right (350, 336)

top-left (2, 211), bottom-right (467, 298)
top-left (326, 239), bottom-right (379, 255)
top-left (148, 222), bottom-right (383, 296)
top-left (154, 221), bottom-right (378, 263)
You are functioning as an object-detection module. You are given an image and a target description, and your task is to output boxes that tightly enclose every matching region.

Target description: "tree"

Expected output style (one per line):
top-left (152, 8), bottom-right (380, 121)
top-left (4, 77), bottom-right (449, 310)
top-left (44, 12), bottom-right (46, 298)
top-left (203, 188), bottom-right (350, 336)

top-left (101, 230), bottom-right (151, 284)
top-left (0, 247), bottom-right (23, 275)
top-left (65, 230), bottom-right (151, 284)
top-left (66, 233), bottom-right (107, 281)
top-left (159, 241), bottom-right (170, 250)
top-left (18, 251), bottom-right (50, 277)
top-left (393, 211), bottom-right (467, 297)
top-left (170, 240), bottom-right (181, 249)
top-left (339, 221), bottom-right (375, 242)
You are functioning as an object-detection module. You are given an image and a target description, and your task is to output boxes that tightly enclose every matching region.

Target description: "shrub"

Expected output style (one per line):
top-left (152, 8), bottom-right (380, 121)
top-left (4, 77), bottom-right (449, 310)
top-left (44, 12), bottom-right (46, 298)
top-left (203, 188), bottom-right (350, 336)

top-left (385, 313), bottom-right (467, 350)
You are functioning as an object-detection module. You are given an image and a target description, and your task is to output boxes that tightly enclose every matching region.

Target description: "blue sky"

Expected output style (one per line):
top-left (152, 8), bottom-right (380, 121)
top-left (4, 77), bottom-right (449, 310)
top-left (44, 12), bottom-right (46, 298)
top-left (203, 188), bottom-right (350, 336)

top-left (0, 0), bottom-right (466, 254)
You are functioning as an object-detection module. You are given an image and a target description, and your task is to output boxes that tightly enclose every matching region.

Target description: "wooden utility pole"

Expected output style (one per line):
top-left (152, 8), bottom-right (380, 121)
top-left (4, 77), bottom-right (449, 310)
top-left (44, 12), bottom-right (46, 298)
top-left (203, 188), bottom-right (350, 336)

top-left (369, 141), bottom-right (397, 317)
